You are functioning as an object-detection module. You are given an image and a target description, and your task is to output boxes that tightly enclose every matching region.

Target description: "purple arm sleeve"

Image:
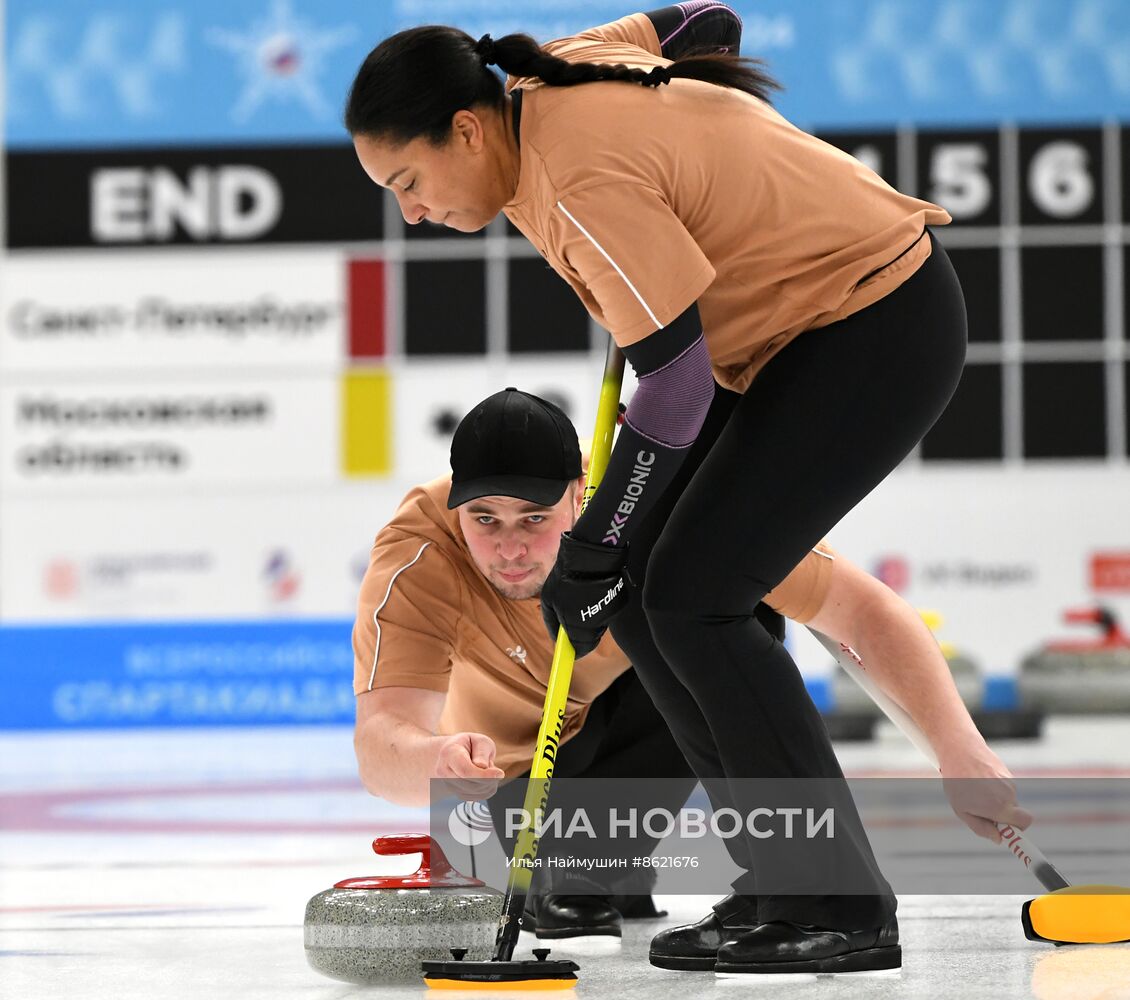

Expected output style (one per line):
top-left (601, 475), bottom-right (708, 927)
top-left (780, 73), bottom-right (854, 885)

top-left (571, 304), bottom-right (716, 547)
top-left (623, 333), bottom-right (714, 447)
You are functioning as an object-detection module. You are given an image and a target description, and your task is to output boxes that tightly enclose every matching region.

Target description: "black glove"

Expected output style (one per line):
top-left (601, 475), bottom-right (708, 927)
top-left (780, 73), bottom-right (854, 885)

top-left (540, 533), bottom-right (631, 658)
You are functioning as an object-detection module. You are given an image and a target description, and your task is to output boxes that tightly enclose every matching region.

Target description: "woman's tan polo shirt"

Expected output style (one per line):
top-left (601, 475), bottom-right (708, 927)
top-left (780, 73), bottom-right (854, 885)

top-left (503, 14), bottom-right (952, 392)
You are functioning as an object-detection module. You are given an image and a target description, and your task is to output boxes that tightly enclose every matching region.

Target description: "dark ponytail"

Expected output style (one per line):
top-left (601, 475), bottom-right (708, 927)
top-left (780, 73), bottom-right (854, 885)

top-left (484, 32), bottom-right (780, 103)
top-left (345, 25), bottom-right (780, 145)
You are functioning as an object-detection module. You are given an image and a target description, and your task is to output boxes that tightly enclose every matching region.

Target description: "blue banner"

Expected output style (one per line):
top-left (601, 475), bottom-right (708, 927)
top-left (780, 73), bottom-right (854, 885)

top-left (7, 0), bottom-right (1130, 149)
top-left (0, 620), bottom-right (356, 729)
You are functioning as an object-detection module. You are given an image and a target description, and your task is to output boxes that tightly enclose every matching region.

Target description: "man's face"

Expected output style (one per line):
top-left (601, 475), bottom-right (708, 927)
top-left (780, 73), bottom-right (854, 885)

top-left (457, 481), bottom-right (582, 600)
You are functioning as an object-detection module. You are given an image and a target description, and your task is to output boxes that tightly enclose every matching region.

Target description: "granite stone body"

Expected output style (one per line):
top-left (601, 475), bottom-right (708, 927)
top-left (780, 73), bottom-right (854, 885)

top-left (304, 884), bottom-right (503, 984)
top-left (304, 834), bottom-right (504, 985)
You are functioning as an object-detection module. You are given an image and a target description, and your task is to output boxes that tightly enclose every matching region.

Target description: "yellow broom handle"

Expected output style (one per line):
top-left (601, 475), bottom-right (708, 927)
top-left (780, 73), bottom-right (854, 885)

top-left (500, 340), bottom-right (625, 913)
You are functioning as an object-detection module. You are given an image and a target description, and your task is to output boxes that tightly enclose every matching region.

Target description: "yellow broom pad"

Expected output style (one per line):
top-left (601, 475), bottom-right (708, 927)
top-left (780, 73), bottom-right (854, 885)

top-left (425, 978), bottom-right (577, 990)
top-left (1029, 885), bottom-right (1130, 944)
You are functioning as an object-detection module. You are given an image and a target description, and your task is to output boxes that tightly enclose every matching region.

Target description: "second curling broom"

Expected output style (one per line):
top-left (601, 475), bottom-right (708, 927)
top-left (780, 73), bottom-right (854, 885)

top-left (809, 627), bottom-right (1130, 947)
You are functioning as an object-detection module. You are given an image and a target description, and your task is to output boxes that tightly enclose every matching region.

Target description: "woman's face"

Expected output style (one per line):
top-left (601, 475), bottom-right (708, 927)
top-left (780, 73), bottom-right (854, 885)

top-left (353, 108), bottom-right (515, 233)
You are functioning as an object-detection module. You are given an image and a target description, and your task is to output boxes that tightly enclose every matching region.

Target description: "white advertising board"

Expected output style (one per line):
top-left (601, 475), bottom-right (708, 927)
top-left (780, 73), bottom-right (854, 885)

top-left (794, 465), bottom-right (1130, 676)
top-left (1, 250), bottom-right (345, 373)
top-left (0, 374), bottom-right (340, 492)
top-left (0, 481), bottom-right (410, 621)
top-left (3, 450), bottom-right (1128, 680)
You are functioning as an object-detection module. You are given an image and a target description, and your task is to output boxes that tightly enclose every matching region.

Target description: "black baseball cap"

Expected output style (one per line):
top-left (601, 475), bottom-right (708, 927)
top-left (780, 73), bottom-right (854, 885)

top-left (447, 388), bottom-right (582, 509)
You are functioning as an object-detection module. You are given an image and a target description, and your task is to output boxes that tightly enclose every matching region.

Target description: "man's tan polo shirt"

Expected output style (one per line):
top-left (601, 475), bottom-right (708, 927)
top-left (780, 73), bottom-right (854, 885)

top-left (354, 476), bottom-right (837, 778)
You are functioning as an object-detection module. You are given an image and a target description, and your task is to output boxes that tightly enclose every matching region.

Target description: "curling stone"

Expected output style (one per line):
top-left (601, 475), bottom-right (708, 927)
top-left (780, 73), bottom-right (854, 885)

top-left (304, 833), bottom-right (503, 984)
top-left (1020, 607), bottom-right (1130, 713)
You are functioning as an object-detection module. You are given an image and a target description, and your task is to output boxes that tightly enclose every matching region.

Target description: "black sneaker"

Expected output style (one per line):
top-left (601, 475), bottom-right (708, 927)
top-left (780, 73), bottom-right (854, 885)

top-left (714, 916), bottom-right (901, 976)
top-left (648, 893), bottom-right (759, 971)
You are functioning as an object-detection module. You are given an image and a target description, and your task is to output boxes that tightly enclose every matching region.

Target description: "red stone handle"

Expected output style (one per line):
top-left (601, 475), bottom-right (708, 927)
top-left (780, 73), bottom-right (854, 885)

top-left (371, 834), bottom-right (456, 881)
top-left (334, 833), bottom-right (483, 889)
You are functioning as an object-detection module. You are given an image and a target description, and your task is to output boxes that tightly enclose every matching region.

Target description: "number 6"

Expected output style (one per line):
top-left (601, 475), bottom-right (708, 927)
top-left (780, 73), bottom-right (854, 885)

top-left (1028, 141), bottom-right (1094, 218)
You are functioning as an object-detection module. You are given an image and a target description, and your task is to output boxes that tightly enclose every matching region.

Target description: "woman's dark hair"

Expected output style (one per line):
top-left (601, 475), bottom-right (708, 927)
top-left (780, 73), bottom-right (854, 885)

top-left (344, 26), bottom-right (780, 145)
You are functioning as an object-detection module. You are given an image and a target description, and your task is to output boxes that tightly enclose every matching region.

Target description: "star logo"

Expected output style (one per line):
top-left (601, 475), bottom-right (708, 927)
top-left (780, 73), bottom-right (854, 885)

top-left (206, 0), bottom-right (356, 123)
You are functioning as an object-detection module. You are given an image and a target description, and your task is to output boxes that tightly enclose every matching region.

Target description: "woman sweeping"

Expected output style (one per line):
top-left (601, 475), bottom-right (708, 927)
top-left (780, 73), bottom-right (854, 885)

top-left (344, 4), bottom-right (1021, 978)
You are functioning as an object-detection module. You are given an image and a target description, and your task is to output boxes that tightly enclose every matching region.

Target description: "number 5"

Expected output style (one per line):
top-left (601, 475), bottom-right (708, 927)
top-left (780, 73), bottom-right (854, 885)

top-left (930, 144), bottom-right (992, 220)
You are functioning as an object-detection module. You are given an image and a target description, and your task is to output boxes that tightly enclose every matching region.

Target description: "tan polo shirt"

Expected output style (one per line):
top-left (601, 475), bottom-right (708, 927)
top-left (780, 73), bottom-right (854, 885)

top-left (503, 14), bottom-right (952, 392)
top-left (353, 476), bottom-right (837, 778)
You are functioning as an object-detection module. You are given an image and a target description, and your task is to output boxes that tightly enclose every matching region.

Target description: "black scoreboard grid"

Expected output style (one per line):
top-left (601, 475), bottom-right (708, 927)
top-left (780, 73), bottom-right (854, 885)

top-left (378, 121), bottom-right (1128, 466)
top-left (816, 121), bottom-right (1127, 465)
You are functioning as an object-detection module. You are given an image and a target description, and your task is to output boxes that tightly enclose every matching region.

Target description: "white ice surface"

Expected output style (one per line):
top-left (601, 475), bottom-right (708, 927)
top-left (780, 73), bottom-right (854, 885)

top-left (3, 718), bottom-right (1130, 1000)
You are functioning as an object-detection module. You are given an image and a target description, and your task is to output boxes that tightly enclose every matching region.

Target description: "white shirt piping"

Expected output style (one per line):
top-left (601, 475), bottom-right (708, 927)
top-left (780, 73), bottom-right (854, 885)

top-left (556, 199), bottom-right (662, 329)
top-left (367, 540), bottom-right (432, 691)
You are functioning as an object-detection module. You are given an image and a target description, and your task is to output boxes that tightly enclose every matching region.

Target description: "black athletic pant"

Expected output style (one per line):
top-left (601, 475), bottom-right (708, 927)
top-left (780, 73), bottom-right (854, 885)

top-left (486, 668), bottom-right (698, 893)
top-left (610, 230), bottom-right (968, 929)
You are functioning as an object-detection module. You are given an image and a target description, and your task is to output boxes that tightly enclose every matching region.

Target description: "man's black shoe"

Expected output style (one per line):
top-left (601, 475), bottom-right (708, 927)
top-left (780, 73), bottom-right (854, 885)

top-left (714, 916), bottom-right (901, 976)
top-left (648, 893), bottom-right (759, 971)
top-left (521, 891), bottom-right (621, 940)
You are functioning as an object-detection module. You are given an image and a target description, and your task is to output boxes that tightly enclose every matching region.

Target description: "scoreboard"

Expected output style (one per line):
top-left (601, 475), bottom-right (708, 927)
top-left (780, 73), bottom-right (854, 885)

top-left (5, 122), bottom-right (1126, 487)
top-left (816, 123), bottom-right (1128, 464)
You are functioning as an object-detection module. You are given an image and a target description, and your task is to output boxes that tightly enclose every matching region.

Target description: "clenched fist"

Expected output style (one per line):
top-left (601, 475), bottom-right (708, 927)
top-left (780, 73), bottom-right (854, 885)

top-left (432, 732), bottom-right (506, 801)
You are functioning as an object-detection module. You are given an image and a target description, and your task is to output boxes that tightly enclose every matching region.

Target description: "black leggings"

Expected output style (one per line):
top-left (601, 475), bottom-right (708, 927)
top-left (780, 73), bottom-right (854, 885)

top-left (610, 230), bottom-right (968, 928)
